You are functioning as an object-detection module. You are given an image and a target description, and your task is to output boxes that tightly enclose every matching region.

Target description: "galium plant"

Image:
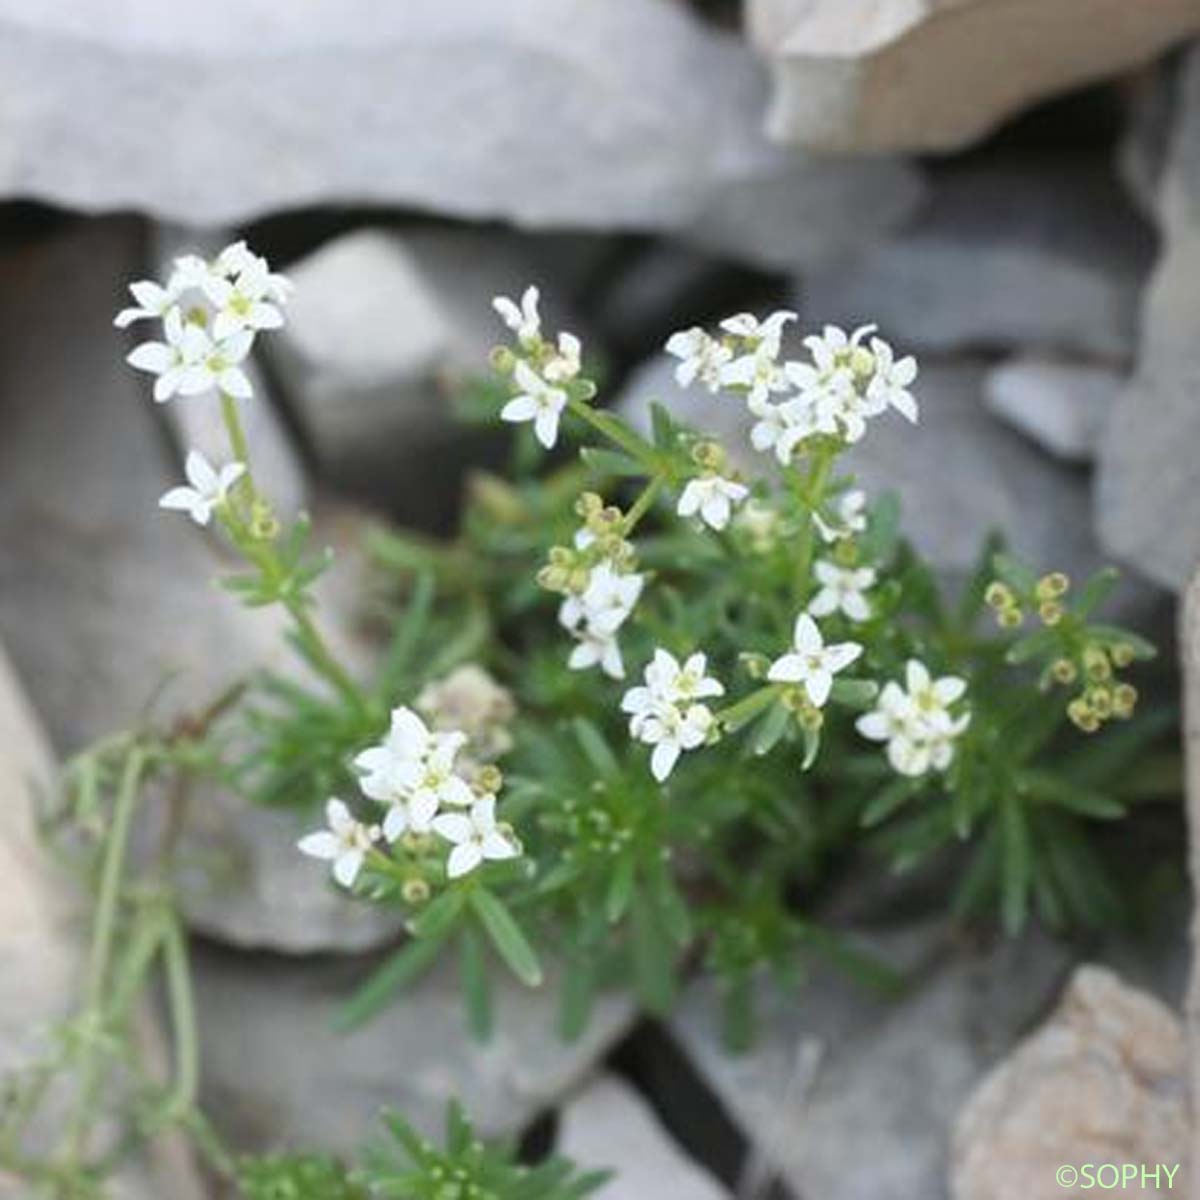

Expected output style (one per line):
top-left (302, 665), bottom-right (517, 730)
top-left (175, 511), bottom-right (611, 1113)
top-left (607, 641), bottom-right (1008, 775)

top-left (0, 246), bottom-right (1170, 1199)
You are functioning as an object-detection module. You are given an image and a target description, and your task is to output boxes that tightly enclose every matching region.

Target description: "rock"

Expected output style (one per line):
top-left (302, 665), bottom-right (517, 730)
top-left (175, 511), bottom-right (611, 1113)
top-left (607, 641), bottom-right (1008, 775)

top-left (0, 217), bottom-right (397, 954)
top-left (951, 966), bottom-right (1189, 1200)
top-left (667, 924), bottom-right (1071, 1200)
top-left (1118, 60), bottom-right (1183, 220)
top-left (0, 0), bottom-right (921, 268)
top-left (0, 647), bottom-right (208, 1200)
top-left (192, 942), bottom-right (636, 1154)
top-left (802, 160), bottom-right (1154, 361)
top-left (557, 1075), bottom-right (730, 1200)
top-left (153, 225), bottom-right (311, 522)
top-left (1098, 48), bottom-right (1200, 592)
top-left (984, 356), bottom-right (1122, 463)
top-left (748, 0), bottom-right (1200, 153)
top-left (264, 227), bottom-right (549, 523)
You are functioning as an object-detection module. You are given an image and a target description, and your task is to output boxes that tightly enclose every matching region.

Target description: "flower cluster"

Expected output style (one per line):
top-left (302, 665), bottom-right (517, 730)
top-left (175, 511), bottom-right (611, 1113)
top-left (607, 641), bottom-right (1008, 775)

top-left (856, 661), bottom-right (970, 777)
top-left (493, 286), bottom-right (583, 449)
top-left (299, 706), bottom-right (520, 885)
top-left (621, 650), bottom-right (724, 782)
top-left (118, 240), bottom-right (291, 404)
top-left (667, 313), bottom-right (918, 465)
top-left (541, 493), bottom-right (645, 681)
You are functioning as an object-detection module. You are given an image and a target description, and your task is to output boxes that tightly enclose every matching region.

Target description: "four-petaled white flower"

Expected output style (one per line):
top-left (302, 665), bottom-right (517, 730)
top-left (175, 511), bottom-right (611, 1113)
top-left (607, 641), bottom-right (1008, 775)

top-left (114, 278), bottom-right (181, 329)
top-left (560, 561), bottom-right (644, 681)
top-left (720, 310), bottom-right (797, 355)
top-left (432, 795), bottom-right (519, 879)
top-left (493, 286), bottom-right (542, 346)
top-left (816, 489), bottom-right (868, 543)
top-left (158, 450), bottom-right (246, 526)
top-left (856, 659), bottom-right (970, 777)
top-left (767, 613), bottom-right (862, 708)
top-left (568, 627), bottom-right (626, 680)
top-left (720, 313), bottom-right (796, 407)
top-left (204, 258), bottom-right (286, 341)
top-left (803, 323), bottom-right (876, 376)
top-left (297, 798), bottom-right (380, 888)
top-left (621, 649), bottom-right (724, 781)
top-left (664, 327), bottom-right (732, 393)
top-left (501, 360), bottom-right (568, 449)
top-left (865, 337), bottom-right (919, 423)
top-left (677, 474), bottom-right (749, 532)
top-left (126, 307), bottom-right (209, 402)
top-left (808, 560), bottom-right (876, 622)
top-left (543, 331), bottom-right (582, 383)
top-left (190, 329), bottom-right (255, 400)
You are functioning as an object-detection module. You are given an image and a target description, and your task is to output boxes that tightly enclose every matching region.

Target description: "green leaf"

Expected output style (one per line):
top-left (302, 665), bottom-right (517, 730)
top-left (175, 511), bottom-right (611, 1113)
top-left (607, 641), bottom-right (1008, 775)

top-left (459, 925), bottom-right (493, 1042)
top-left (1072, 567), bottom-right (1119, 618)
top-left (650, 401), bottom-right (678, 451)
top-left (377, 570), bottom-right (435, 692)
top-left (469, 888), bottom-right (544, 988)
top-left (828, 678), bottom-right (880, 709)
top-left (957, 530), bottom-right (1006, 626)
top-left (335, 931), bottom-right (450, 1032)
top-left (860, 778), bottom-right (916, 828)
top-left (1005, 628), bottom-right (1060, 665)
top-left (1087, 624), bottom-right (1157, 660)
top-left (573, 718), bottom-right (620, 779)
top-left (860, 491), bottom-right (901, 564)
top-left (559, 956), bottom-right (596, 1043)
top-left (605, 854), bottom-right (636, 924)
top-left (992, 552), bottom-right (1038, 597)
top-left (801, 723), bottom-right (821, 771)
top-left (580, 447), bottom-right (647, 478)
top-left (630, 885), bottom-right (676, 1014)
top-left (999, 796), bottom-right (1031, 935)
top-left (751, 702), bottom-right (791, 757)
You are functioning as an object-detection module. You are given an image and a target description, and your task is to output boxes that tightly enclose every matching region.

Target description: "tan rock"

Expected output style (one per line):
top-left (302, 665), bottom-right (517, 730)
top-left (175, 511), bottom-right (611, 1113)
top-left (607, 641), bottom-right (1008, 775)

top-left (951, 965), bottom-right (1189, 1200)
top-left (750, 0), bottom-right (1200, 152)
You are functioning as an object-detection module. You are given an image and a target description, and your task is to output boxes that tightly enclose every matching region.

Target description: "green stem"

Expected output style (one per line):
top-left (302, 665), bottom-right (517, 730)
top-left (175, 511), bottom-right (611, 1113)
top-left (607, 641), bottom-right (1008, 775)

top-left (161, 916), bottom-right (198, 1114)
top-left (624, 476), bottom-right (665, 534)
top-left (793, 448), bottom-right (834, 606)
top-left (715, 683), bottom-right (783, 731)
top-left (219, 391), bottom-right (256, 495)
top-left (566, 396), bottom-right (658, 470)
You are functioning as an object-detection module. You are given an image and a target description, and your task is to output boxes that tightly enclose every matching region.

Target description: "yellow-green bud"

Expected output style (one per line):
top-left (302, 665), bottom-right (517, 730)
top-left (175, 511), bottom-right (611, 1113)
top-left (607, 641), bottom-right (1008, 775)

top-left (1110, 642), bottom-right (1136, 668)
top-left (985, 582), bottom-right (1014, 610)
top-left (1067, 697), bottom-right (1099, 733)
top-left (489, 345), bottom-right (516, 373)
top-left (1083, 645), bottom-right (1111, 682)
top-left (1050, 658), bottom-right (1077, 685)
top-left (1112, 683), bottom-right (1138, 718)
top-left (575, 492), bottom-right (603, 519)
top-left (1036, 572), bottom-right (1069, 600)
top-left (691, 440), bottom-right (724, 471)
top-left (401, 878), bottom-right (431, 905)
top-left (548, 545), bottom-right (573, 566)
top-left (1038, 600), bottom-right (1064, 627)
top-left (249, 502), bottom-right (280, 542)
top-left (1088, 686), bottom-right (1113, 719)
top-left (537, 565), bottom-right (569, 592)
top-left (997, 606), bottom-right (1024, 629)
top-left (474, 765), bottom-right (503, 794)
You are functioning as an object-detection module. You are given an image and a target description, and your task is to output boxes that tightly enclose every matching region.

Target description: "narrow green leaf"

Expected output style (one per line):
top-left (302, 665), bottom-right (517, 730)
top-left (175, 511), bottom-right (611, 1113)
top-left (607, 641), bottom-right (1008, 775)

top-left (992, 552), bottom-right (1039, 597)
top-left (1005, 628), bottom-right (1059, 665)
top-left (751, 702), bottom-right (791, 757)
top-left (828, 678), bottom-right (880, 709)
top-left (605, 854), bottom-right (635, 924)
top-left (470, 888), bottom-right (544, 988)
top-left (335, 933), bottom-right (449, 1032)
top-left (580, 447), bottom-right (646, 478)
top-left (1072, 567), bottom-right (1119, 618)
top-left (630, 885), bottom-right (675, 1014)
top-left (573, 718), bottom-right (620, 779)
top-left (459, 925), bottom-right (493, 1042)
top-left (1000, 796), bottom-right (1031, 935)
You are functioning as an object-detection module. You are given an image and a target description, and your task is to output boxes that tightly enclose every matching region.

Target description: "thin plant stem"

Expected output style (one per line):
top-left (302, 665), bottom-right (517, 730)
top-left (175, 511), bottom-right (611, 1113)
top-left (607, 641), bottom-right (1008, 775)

top-left (624, 475), bottom-right (665, 534)
top-left (793, 447), bottom-right (834, 606)
top-left (161, 916), bottom-right (199, 1115)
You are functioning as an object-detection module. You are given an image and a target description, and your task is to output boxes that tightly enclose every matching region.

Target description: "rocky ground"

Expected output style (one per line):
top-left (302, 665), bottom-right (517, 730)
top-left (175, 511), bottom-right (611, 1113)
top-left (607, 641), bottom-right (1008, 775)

top-left (2, 3), bottom-right (1200, 1197)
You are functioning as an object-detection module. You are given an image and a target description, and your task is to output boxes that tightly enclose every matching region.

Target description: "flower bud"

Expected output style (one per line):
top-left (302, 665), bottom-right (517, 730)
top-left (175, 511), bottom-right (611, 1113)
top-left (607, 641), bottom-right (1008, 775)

top-left (489, 345), bottom-right (516, 374)
top-left (1038, 601), bottom-right (1063, 627)
top-left (1088, 686), bottom-right (1113, 719)
top-left (1110, 642), bottom-right (1136, 668)
top-left (1035, 572), bottom-right (1069, 600)
top-left (401, 878), bottom-right (431, 905)
top-left (474, 764), bottom-right (503, 794)
top-left (691, 440), bottom-right (724, 471)
top-left (1050, 658), bottom-right (1077, 685)
top-left (985, 582), bottom-right (1014, 610)
top-left (1083, 645), bottom-right (1111, 682)
top-left (997, 606), bottom-right (1024, 629)
top-left (1112, 683), bottom-right (1138, 718)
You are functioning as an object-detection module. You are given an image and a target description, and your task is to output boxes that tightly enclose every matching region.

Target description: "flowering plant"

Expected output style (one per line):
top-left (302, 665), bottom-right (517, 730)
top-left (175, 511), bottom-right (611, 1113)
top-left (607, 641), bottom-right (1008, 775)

top-left (0, 250), bottom-right (1166, 1198)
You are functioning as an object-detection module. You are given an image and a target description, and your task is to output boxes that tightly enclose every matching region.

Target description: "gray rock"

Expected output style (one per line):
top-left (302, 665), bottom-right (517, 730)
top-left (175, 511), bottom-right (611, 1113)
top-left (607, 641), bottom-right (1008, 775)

top-left (802, 160), bottom-right (1154, 361)
top-left (984, 356), bottom-right (1122, 463)
top-left (0, 0), bottom-right (920, 267)
top-left (951, 966), bottom-right (1189, 1200)
top-left (0, 216), bottom-right (396, 954)
top-left (1098, 48), bottom-right (1200, 592)
top-left (153, 225), bottom-right (310, 523)
top-left (557, 1075), bottom-right (729, 1200)
top-left (749, 0), bottom-right (1200, 152)
top-left (668, 924), bottom-right (1071, 1200)
top-left (1117, 59), bottom-right (1183, 220)
top-left (193, 943), bottom-right (636, 1154)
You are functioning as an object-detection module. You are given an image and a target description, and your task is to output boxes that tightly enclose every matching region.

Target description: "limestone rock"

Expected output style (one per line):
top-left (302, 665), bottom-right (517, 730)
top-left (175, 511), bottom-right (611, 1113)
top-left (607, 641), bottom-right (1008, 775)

top-left (749, 0), bottom-right (1200, 152)
top-left (193, 943), bottom-right (636, 1154)
top-left (0, 217), bottom-right (396, 954)
top-left (802, 160), bottom-right (1153, 361)
top-left (557, 1075), bottom-right (730, 1200)
top-left (984, 356), bottom-right (1122, 463)
top-left (1098, 48), bottom-right (1200, 591)
top-left (951, 966), bottom-right (1189, 1200)
top-left (0, 0), bottom-right (920, 268)
top-left (667, 924), bottom-right (1071, 1200)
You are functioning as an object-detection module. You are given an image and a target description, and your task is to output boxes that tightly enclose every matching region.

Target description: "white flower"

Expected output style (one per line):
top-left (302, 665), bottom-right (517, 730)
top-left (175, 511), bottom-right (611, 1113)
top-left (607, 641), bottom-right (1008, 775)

top-left (664, 326), bottom-right (732, 393)
top-left (167, 254), bottom-right (214, 293)
top-left (767, 613), bottom-right (862, 708)
top-left (543, 331), bottom-right (582, 383)
top-left (568, 628), bottom-right (626, 679)
top-left (578, 562), bottom-right (643, 636)
top-left (621, 650), bottom-right (723, 781)
top-left (720, 344), bottom-right (790, 408)
top-left (158, 450), bottom-right (245, 526)
top-left (191, 329), bottom-right (255, 399)
top-left (816, 489), bottom-right (868, 543)
top-left (204, 258), bottom-right (287, 341)
top-left (677, 475), bottom-right (749, 531)
top-left (354, 707), bottom-right (466, 802)
top-left (812, 374), bottom-right (873, 444)
top-left (770, 393), bottom-right (838, 464)
top-left (865, 337), bottom-right (918, 423)
top-left (432, 795), bottom-right (519, 879)
top-left (501, 360), bottom-right (567, 449)
top-left (856, 660), bottom-right (970, 778)
top-left (720, 310), bottom-right (797, 356)
top-left (803, 323), bottom-right (876, 375)
top-left (114, 278), bottom-right (180, 329)
top-left (808, 560), bottom-right (876, 622)
top-left (297, 798), bottom-right (380, 888)
top-left (126, 307), bottom-right (209, 402)
top-left (493, 286), bottom-right (541, 346)
top-left (214, 240), bottom-right (262, 279)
